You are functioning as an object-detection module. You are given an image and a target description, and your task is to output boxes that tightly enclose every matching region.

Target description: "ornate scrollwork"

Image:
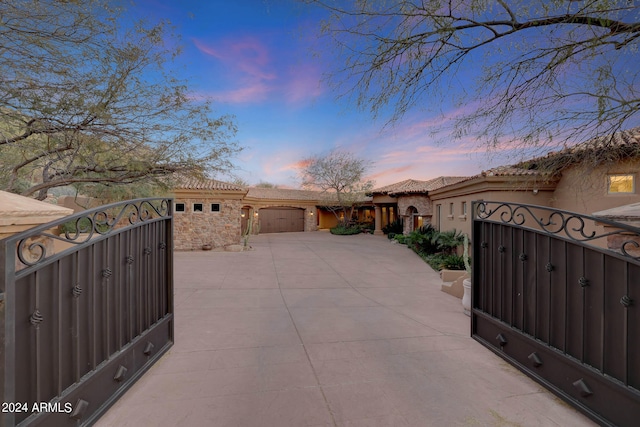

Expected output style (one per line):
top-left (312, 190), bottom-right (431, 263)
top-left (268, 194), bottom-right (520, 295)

top-left (72, 284), bottom-right (83, 298)
top-left (30, 309), bottom-right (44, 327)
top-left (12, 198), bottom-right (172, 270)
top-left (473, 201), bottom-right (640, 263)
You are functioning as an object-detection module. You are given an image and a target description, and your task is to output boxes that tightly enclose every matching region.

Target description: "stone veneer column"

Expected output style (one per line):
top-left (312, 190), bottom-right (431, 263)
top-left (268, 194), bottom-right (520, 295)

top-left (374, 205), bottom-right (383, 235)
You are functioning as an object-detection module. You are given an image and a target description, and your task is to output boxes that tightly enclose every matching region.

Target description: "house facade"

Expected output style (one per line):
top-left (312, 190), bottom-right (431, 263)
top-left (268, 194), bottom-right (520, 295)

top-left (139, 127), bottom-right (640, 250)
top-left (171, 177), bottom-right (247, 251)
top-left (367, 127), bottom-right (640, 241)
top-left (430, 127), bottom-right (640, 245)
top-left (170, 178), bottom-right (373, 250)
top-left (369, 177), bottom-right (468, 235)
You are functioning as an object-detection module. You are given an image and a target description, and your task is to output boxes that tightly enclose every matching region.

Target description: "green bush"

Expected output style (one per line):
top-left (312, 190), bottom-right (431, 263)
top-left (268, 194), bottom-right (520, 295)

top-left (432, 229), bottom-right (464, 256)
top-left (441, 254), bottom-right (466, 270)
top-left (330, 224), bottom-right (361, 235)
top-left (420, 253), bottom-right (466, 271)
top-left (382, 218), bottom-right (403, 235)
top-left (407, 224), bottom-right (438, 254)
top-left (393, 234), bottom-right (408, 244)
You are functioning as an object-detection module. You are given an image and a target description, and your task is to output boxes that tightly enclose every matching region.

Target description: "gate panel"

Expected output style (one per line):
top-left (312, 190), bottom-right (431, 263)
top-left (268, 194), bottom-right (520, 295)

top-left (472, 201), bottom-right (640, 426)
top-left (630, 263), bottom-right (640, 390)
top-left (1, 198), bottom-right (174, 427)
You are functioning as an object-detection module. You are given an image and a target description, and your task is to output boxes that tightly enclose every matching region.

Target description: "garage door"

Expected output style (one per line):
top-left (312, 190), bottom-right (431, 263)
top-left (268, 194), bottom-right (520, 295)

top-left (259, 207), bottom-right (304, 233)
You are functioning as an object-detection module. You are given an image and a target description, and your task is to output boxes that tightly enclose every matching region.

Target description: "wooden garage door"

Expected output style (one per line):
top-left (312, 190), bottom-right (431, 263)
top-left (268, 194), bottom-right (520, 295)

top-left (259, 207), bottom-right (304, 233)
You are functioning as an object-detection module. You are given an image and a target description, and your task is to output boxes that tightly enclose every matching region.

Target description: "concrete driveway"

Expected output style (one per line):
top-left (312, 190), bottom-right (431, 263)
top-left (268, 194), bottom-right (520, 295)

top-left (97, 232), bottom-right (594, 426)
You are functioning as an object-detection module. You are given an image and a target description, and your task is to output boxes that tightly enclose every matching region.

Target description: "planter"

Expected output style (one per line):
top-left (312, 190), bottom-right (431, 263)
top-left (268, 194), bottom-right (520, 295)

top-left (462, 278), bottom-right (471, 316)
top-left (202, 244), bottom-right (213, 251)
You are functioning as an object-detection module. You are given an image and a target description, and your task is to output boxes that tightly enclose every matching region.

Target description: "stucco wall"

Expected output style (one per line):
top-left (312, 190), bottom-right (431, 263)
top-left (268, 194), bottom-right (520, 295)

top-left (173, 198), bottom-right (242, 250)
top-left (431, 189), bottom-right (554, 237)
top-left (551, 159), bottom-right (640, 214)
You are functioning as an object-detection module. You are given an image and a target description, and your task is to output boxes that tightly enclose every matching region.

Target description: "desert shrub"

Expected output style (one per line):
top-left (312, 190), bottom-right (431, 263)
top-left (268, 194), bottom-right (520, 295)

top-left (422, 253), bottom-right (465, 271)
top-left (423, 253), bottom-right (445, 271)
top-left (432, 229), bottom-right (464, 256)
top-left (407, 224), bottom-right (438, 254)
top-left (382, 218), bottom-right (403, 235)
top-left (330, 224), bottom-right (361, 235)
top-left (357, 220), bottom-right (375, 233)
top-left (441, 254), bottom-right (466, 270)
top-left (393, 233), bottom-right (408, 244)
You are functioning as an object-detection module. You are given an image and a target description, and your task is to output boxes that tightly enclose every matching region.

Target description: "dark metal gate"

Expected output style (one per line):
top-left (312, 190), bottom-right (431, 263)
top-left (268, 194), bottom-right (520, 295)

top-left (0, 198), bottom-right (174, 426)
top-left (472, 201), bottom-right (640, 426)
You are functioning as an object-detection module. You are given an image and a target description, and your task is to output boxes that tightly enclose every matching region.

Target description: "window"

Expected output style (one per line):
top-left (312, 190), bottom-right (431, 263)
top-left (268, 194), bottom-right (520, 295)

top-left (175, 203), bottom-right (185, 213)
top-left (448, 203), bottom-right (454, 218)
top-left (211, 203), bottom-right (221, 212)
top-left (461, 201), bottom-right (467, 216)
top-left (607, 174), bottom-right (635, 194)
top-left (193, 203), bottom-right (203, 212)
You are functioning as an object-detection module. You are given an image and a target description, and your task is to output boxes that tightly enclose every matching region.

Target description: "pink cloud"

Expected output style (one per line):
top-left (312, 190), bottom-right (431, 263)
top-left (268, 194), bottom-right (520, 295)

top-left (284, 64), bottom-right (324, 104)
top-left (367, 165), bottom-right (414, 181)
top-left (193, 36), bottom-right (323, 105)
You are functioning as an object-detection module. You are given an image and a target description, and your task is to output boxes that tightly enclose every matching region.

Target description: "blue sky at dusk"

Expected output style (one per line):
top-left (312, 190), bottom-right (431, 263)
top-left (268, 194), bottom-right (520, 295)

top-left (127, 0), bottom-right (552, 188)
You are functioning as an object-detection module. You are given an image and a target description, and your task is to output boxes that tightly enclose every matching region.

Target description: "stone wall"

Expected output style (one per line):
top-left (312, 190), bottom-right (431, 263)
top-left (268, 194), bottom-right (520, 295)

top-left (397, 194), bottom-right (433, 234)
top-left (173, 198), bottom-right (243, 250)
top-left (305, 207), bottom-right (318, 231)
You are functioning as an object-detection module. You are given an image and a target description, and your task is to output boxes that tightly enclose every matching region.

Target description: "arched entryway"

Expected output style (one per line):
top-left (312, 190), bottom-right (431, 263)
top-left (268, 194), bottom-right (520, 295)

top-left (405, 206), bottom-right (424, 233)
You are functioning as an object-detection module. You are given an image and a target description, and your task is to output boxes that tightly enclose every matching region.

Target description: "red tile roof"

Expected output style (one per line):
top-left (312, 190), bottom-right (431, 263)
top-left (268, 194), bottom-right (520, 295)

top-left (172, 176), bottom-right (246, 191)
top-left (371, 176), bottom-right (469, 195)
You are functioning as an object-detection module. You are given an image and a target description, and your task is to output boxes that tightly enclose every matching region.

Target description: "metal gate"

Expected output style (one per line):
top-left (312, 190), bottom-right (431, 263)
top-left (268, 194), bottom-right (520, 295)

top-left (472, 201), bottom-right (640, 426)
top-left (0, 198), bottom-right (174, 426)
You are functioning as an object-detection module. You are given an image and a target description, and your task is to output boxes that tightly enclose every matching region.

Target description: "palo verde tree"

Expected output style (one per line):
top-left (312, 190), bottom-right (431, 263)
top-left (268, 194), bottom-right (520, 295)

top-left (0, 0), bottom-right (239, 200)
top-left (305, 0), bottom-right (640, 156)
top-left (299, 149), bottom-right (374, 223)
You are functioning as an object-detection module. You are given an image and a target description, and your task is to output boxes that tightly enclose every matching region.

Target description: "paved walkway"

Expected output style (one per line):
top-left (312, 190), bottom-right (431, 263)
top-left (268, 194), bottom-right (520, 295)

top-left (97, 232), bottom-right (594, 427)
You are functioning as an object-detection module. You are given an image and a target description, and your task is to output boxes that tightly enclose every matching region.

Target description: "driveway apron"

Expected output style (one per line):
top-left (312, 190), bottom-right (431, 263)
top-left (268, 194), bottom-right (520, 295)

top-left (97, 232), bottom-right (595, 427)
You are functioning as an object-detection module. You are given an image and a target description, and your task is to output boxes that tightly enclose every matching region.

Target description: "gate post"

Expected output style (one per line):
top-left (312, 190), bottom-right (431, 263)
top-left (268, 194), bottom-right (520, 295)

top-left (0, 238), bottom-right (16, 427)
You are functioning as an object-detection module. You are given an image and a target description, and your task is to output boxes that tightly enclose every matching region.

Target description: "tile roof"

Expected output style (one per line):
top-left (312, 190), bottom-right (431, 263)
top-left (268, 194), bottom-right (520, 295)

top-left (480, 166), bottom-right (548, 177)
top-left (371, 176), bottom-right (469, 195)
top-left (172, 176), bottom-right (246, 191)
top-left (246, 187), bottom-right (328, 201)
top-left (513, 126), bottom-right (640, 172)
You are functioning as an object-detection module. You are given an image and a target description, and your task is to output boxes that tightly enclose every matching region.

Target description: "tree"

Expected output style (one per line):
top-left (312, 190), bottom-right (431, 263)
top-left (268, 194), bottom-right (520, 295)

top-left (305, 0), bottom-right (640, 156)
top-left (0, 0), bottom-right (239, 199)
top-left (299, 149), bottom-right (374, 223)
top-left (255, 181), bottom-right (279, 188)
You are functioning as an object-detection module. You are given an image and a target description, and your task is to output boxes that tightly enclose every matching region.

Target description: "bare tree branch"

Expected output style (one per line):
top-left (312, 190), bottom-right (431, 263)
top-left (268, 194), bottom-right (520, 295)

top-left (305, 0), bottom-right (640, 154)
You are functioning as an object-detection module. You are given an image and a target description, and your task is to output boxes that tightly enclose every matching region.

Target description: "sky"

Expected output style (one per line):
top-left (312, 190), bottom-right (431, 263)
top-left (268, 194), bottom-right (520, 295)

top-left (124, 0), bottom-right (636, 189)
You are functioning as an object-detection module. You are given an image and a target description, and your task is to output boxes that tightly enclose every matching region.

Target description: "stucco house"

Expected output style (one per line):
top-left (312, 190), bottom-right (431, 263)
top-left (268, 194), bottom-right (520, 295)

top-left (166, 127), bottom-right (640, 250)
top-left (369, 177), bottom-right (469, 235)
top-left (170, 176), bottom-right (247, 251)
top-left (366, 127), bottom-right (640, 241)
top-left (430, 126), bottom-right (640, 240)
top-left (170, 177), bottom-right (373, 250)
